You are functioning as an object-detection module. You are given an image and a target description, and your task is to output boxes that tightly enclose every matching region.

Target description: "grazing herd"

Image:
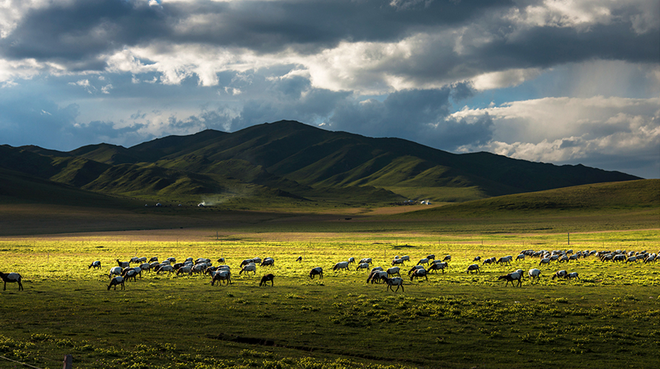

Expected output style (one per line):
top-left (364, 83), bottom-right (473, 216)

top-left (1, 247), bottom-right (656, 293)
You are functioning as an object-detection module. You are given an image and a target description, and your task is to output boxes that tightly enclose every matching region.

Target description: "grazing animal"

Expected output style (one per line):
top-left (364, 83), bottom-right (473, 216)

top-left (428, 262), bottom-right (447, 273)
top-left (516, 254), bottom-right (525, 261)
top-left (473, 256), bottom-right (481, 262)
top-left (116, 259), bottom-right (130, 268)
top-left (156, 265), bottom-right (174, 275)
top-left (191, 263), bottom-right (208, 275)
top-left (296, 256), bottom-right (302, 262)
top-left (217, 257), bottom-right (225, 263)
top-left (386, 267), bottom-right (401, 277)
top-left (367, 270), bottom-right (388, 284)
top-left (148, 257), bottom-right (158, 263)
top-left (567, 272), bottom-right (579, 280)
top-left (333, 261), bottom-right (350, 272)
top-left (466, 264), bottom-right (480, 273)
top-left (309, 267), bottom-right (323, 279)
top-left (442, 255), bottom-right (451, 261)
top-left (0, 272), bottom-right (23, 291)
top-left (498, 272), bottom-right (522, 287)
top-left (426, 254), bottom-right (436, 260)
top-left (400, 255), bottom-right (410, 262)
top-left (417, 258), bottom-right (429, 266)
top-left (251, 257), bottom-right (262, 264)
top-left (259, 274), bottom-right (275, 287)
top-left (89, 261), bottom-right (102, 269)
top-left (347, 257), bottom-right (355, 264)
top-left (392, 258), bottom-right (405, 266)
top-left (211, 270), bottom-right (231, 286)
top-left (356, 262), bottom-right (370, 271)
top-left (410, 268), bottom-right (428, 282)
top-left (496, 256), bottom-right (512, 266)
top-left (528, 268), bottom-right (541, 283)
top-left (552, 270), bottom-right (568, 280)
top-left (176, 265), bottom-right (193, 276)
top-left (240, 263), bottom-right (257, 275)
top-left (370, 266), bottom-right (384, 273)
top-left (261, 257), bottom-right (275, 267)
top-left (383, 277), bottom-right (404, 292)
top-left (107, 276), bottom-right (125, 290)
top-left (408, 265), bottom-right (424, 275)
top-left (109, 266), bottom-right (122, 279)
top-left (359, 258), bottom-right (372, 265)
top-left (539, 258), bottom-right (551, 266)
top-left (120, 267), bottom-right (139, 281)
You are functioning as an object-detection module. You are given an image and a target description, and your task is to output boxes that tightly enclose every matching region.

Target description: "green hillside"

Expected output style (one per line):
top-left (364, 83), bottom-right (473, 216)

top-left (403, 179), bottom-right (660, 218)
top-left (1, 120), bottom-right (642, 208)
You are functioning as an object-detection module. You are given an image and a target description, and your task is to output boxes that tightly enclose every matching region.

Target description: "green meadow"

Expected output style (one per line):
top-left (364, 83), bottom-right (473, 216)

top-left (0, 180), bottom-right (658, 368)
top-left (1, 227), bottom-right (659, 369)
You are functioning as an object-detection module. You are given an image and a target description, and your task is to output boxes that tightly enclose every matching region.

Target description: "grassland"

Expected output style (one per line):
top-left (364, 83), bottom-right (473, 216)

top-left (0, 180), bottom-right (658, 368)
top-left (1, 227), bottom-right (659, 369)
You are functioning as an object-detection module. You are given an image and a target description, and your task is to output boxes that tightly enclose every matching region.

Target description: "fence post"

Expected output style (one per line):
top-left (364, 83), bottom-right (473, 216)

top-left (62, 354), bottom-right (72, 369)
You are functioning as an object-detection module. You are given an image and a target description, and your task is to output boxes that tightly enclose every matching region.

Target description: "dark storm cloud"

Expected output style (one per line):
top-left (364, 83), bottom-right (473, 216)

top-left (477, 23), bottom-right (660, 70)
top-left (327, 85), bottom-right (493, 150)
top-left (1, 0), bottom-right (655, 83)
top-left (0, 0), bottom-right (512, 65)
top-left (0, 93), bottom-right (79, 148)
top-left (1, 0), bottom-right (168, 70)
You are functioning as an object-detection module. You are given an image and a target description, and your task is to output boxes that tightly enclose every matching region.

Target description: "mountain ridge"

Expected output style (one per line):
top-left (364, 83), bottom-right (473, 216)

top-left (2, 120), bottom-right (640, 206)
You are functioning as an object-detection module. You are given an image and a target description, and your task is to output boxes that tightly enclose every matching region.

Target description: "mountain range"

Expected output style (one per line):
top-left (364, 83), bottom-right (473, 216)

top-left (0, 120), bottom-right (640, 207)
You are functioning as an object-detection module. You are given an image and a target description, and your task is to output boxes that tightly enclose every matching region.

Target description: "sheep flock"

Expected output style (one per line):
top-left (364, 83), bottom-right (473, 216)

top-left (2, 247), bottom-right (656, 293)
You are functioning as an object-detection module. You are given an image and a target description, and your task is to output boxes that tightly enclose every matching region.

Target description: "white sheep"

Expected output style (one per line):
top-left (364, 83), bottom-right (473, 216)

top-left (386, 266), bottom-right (401, 277)
top-left (552, 270), bottom-right (568, 280)
top-left (108, 266), bottom-right (122, 279)
top-left (383, 277), bottom-right (404, 292)
top-left (356, 262), bottom-right (370, 271)
top-left (211, 270), bottom-right (231, 286)
top-left (359, 257), bottom-right (372, 265)
top-left (410, 268), bottom-right (428, 282)
top-left (333, 261), bottom-right (350, 272)
top-left (417, 258), bottom-right (429, 266)
top-left (116, 259), bottom-right (130, 268)
top-left (498, 271), bottom-right (522, 287)
top-left (466, 264), bottom-right (480, 273)
top-left (428, 262), bottom-right (447, 273)
top-left (88, 261), bottom-right (102, 269)
top-left (0, 272), bottom-right (23, 291)
top-left (107, 276), bottom-right (125, 290)
top-left (156, 265), bottom-right (174, 274)
top-left (528, 268), bottom-right (541, 283)
top-left (367, 270), bottom-right (388, 284)
top-left (239, 263), bottom-right (257, 275)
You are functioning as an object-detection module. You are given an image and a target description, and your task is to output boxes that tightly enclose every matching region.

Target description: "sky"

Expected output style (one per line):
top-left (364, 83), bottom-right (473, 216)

top-left (0, 0), bottom-right (658, 179)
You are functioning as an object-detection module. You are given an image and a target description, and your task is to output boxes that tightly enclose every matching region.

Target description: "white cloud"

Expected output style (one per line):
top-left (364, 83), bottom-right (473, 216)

top-left (453, 96), bottom-right (660, 167)
top-left (471, 68), bottom-right (543, 91)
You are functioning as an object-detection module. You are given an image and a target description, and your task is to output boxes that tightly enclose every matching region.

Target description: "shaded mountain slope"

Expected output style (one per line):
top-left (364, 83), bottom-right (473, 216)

top-left (2, 120), bottom-right (641, 206)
